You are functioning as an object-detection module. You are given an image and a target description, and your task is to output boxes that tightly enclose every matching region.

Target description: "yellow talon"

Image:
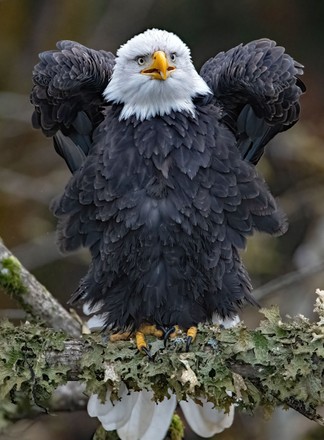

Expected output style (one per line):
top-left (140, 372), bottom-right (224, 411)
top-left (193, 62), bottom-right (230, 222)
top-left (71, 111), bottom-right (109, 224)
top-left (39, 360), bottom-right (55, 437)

top-left (109, 324), bottom-right (163, 347)
top-left (135, 324), bottom-right (163, 352)
top-left (187, 326), bottom-right (197, 340)
top-left (135, 329), bottom-right (148, 352)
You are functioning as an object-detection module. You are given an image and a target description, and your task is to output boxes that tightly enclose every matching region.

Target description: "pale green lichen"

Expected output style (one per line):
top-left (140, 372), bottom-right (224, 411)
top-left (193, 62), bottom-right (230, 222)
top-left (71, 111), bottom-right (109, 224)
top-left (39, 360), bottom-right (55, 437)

top-left (0, 320), bottom-right (67, 408)
top-left (0, 291), bottom-right (324, 430)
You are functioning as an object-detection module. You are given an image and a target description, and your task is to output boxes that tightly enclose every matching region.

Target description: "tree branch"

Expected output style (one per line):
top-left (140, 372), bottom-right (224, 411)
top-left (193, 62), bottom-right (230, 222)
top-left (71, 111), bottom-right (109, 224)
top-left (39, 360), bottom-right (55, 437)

top-left (0, 240), bottom-right (81, 337)
top-left (0, 294), bottom-right (323, 426)
top-left (253, 260), bottom-right (324, 301)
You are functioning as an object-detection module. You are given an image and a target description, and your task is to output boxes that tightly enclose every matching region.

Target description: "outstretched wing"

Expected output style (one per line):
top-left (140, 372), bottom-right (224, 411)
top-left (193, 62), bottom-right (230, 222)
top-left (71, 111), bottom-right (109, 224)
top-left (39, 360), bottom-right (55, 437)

top-left (200, 39), bottom-right (305, 164)
top-left (31, 40), bottom-right (115, 172)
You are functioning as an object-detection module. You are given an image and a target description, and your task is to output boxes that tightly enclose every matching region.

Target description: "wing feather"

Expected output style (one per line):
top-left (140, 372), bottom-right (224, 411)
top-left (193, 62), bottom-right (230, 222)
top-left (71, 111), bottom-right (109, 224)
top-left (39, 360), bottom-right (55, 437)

top-left (200, 38), bottom-right (305, 164)
top-left (31, 40), bottom-right (115, 172)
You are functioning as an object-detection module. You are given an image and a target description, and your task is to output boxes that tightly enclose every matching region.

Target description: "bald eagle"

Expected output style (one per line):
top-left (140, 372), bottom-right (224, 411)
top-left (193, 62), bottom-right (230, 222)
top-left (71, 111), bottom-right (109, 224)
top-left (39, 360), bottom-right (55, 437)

top-left (31, 29), bottom-right (304, 438)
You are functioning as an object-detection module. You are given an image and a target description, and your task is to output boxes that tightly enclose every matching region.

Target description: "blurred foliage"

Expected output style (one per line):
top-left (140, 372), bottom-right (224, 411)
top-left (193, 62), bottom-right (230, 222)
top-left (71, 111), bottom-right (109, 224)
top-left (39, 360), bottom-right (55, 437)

top-left (0, 1), bottom-right (323, 439)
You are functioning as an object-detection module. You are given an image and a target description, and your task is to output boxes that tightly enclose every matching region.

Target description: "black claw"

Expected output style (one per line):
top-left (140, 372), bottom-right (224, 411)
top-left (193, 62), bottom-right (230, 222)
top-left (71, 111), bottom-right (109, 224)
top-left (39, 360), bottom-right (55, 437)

top-left (141, 346), bottom-right (153, 361)
top-left (157, 325), bottom-right (168, 334)
top-left (186, 336), bottom-right (192, 352)
top-left (163, 326), bottom-right (176, 347)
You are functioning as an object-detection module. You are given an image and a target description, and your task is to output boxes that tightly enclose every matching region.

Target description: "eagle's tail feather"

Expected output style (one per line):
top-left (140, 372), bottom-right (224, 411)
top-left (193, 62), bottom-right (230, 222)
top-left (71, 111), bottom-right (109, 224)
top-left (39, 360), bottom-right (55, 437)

top-left (88, 385), bottom-right (235, 439)
top-left (180, 398), bottom-right (235, 438)
top-left (88, 383), bottom-right (135, 431)
top-left (117, 390), bottom-right (177, 440)
top-left (88, 385), bottom-right (177, 440)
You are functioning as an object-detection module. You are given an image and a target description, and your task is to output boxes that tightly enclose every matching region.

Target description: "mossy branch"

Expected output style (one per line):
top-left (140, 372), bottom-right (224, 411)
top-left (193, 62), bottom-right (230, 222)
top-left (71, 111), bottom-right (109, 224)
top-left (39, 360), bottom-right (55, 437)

top-left (0, 240), bottom-right (81, 337)
top-left (0, 292), bottom-right (323, 426)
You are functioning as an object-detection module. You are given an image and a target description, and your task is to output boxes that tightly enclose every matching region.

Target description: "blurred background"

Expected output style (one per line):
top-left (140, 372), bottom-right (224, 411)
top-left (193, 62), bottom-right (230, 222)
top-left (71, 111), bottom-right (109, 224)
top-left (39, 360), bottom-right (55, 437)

top-left (0, 0), bottom-right (323, 439)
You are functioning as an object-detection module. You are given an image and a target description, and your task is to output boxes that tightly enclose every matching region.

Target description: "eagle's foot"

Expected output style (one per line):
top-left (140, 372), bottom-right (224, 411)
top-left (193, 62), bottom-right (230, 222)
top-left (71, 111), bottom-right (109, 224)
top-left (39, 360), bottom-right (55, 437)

top-left (135, 324), bottom-right (164, 359)
top-left (109, 324), bottom-right (195, 355)
top-left (140, 324), bottom-right (164, 338)
top-left (186, 326), bottom-right (197, 352)
top-left (109, 332), bottom-right (132, 342)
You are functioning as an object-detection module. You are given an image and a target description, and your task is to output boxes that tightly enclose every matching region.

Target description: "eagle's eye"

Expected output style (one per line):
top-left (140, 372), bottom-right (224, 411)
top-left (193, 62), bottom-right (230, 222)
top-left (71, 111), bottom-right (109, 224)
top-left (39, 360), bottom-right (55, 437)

top-left (137, 57), bottom-right (146, 66)
top-left (170, 53), bottom-right (176, 62)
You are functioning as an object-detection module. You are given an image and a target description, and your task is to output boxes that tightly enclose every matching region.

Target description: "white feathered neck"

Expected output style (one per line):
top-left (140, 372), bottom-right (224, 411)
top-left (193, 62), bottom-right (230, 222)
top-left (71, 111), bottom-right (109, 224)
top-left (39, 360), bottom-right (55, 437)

top-left (104, 29), bottom-right (211, 121)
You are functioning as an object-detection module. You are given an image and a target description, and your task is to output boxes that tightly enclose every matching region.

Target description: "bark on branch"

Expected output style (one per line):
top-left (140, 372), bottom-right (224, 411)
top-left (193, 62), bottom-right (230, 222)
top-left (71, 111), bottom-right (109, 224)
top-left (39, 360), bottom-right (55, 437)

top-left (0, 240), bottom-right (81, 337)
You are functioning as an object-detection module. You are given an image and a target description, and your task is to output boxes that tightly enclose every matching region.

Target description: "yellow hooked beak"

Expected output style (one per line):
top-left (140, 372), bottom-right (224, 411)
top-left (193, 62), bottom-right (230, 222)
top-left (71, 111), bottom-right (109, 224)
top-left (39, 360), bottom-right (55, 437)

top-left (141, 51), bottom-right (176, 80)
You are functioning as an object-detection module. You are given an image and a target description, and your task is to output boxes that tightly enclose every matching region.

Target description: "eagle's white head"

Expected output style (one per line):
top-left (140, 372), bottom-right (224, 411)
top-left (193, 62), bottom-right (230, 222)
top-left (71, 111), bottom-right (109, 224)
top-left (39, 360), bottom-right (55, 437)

top-left (104, 29), bottom-right (211, 121)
